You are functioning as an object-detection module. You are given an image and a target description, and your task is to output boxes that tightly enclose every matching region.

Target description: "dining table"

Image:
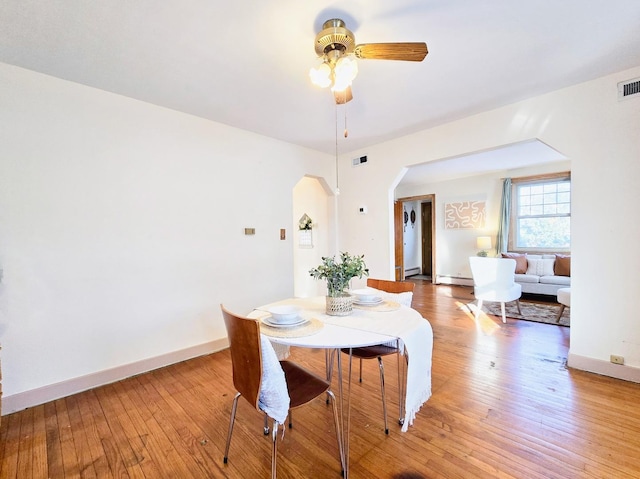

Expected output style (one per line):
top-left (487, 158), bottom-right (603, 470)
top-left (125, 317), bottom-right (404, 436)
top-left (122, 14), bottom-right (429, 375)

top-left (248, 294), bottom-right (433, 479)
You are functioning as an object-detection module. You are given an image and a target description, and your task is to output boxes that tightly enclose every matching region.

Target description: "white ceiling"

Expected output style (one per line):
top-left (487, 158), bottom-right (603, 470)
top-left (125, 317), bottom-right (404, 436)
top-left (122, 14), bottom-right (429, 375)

top-left (1, 1), bottom-right (639, 180)
top-left (399, 139), bottom-right (567, 186)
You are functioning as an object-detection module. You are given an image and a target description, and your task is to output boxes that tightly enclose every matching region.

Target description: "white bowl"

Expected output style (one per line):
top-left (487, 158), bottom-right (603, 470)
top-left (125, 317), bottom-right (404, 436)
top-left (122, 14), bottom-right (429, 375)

top-left (351, 288), bottom-right (381, 303)
top-left (268, 305), bottom-right (301, 324)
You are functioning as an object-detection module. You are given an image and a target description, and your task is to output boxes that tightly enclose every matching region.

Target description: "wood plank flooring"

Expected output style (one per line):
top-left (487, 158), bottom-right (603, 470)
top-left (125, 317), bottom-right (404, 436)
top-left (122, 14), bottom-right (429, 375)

top-left (2, 281), bottom-right (640, 478)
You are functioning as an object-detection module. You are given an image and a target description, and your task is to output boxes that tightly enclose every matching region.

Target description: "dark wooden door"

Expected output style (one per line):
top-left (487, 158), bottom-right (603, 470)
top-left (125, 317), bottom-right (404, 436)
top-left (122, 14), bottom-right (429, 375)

top-left (421, 202), bottom-right (433, 277)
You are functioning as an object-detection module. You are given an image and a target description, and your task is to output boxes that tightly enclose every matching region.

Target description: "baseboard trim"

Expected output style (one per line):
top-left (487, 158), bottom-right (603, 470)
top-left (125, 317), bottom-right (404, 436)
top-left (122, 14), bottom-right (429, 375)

top-left (405, 267), bottom-right (420, 277)
top-left (567, 352), bottom-right (640, 383)
top-left (435, 275), bottom-right (474, 287)
top-left (2, 338), bottom-right (229, 415)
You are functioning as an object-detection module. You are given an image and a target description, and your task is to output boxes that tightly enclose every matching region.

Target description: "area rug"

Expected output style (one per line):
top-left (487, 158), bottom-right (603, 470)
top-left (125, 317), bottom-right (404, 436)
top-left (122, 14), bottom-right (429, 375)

top-left (479, 301), bottom-right (570, 327)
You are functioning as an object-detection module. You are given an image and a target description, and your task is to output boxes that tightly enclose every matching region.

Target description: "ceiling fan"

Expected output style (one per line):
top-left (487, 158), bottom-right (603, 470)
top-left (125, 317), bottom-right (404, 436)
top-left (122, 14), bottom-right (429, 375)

top-left (310, 18), bottom-right (428, 104)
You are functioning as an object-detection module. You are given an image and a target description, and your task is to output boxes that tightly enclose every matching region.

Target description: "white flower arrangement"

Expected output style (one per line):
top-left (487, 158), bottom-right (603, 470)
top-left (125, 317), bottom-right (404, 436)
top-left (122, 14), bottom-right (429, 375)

top-left (298, 214), bottom-right (313, 231)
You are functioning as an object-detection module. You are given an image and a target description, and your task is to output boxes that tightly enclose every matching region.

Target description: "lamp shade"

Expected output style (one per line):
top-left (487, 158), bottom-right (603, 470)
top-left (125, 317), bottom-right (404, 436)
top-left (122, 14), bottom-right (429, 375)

top-left (332, 57), bottom-right (358, 92)
top-left (476, 236), bottom-right (492, 250)
top-left (334, 56), bottom-right (358, 82)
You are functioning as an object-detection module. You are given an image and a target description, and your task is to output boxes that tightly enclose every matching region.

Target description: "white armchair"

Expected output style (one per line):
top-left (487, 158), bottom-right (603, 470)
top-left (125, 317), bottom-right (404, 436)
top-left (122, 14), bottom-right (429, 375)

top-left (469, 257), bottom-right (522, 323)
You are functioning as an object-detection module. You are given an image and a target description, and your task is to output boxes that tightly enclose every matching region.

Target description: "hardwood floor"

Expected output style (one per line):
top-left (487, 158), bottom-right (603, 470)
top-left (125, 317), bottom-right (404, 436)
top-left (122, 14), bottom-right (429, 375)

top-left (2, 281), bottom-right (640, 478)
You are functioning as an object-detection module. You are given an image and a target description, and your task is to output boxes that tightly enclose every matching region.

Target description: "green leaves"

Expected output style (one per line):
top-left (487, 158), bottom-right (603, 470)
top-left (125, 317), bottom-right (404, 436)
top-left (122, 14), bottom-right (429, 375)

top-left (309, 252), bottom-right (369, 296)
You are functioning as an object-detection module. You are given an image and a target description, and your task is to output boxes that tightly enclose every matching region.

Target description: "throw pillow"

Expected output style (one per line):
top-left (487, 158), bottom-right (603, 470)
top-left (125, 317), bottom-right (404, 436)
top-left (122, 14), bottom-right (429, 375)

top-left (526, 258), bottom-right (555, 276)
top-left (501, 252), bottom-right (527, 274)
top-left (555, 254), bottom-right (571, 276)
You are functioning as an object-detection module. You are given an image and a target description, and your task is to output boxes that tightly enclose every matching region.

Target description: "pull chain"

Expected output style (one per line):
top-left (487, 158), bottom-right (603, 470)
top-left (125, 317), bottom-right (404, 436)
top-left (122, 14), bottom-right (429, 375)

top-left (344, 101), bottom-right (349, 138)
top-left (335, 102), bottom-right (339, 193)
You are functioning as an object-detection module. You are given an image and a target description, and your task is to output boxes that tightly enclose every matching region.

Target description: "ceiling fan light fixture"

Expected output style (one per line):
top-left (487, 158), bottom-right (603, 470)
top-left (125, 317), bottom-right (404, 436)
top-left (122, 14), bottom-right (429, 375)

top-left (331, 74), bottom-right (351, 93)
top-left (334, 55), bottom-right (358, 83)
top-left (309, 62), bottom-right (332, 88)
top-left (311, 17), bottom-right (427, 105)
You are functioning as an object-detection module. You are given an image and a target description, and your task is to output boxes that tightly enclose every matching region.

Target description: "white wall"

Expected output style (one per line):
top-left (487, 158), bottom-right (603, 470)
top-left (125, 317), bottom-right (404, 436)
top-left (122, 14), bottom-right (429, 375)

top-left (338, 66), bottom-right (640, 381)
top-left (0, 63), bottom-right (334, 412)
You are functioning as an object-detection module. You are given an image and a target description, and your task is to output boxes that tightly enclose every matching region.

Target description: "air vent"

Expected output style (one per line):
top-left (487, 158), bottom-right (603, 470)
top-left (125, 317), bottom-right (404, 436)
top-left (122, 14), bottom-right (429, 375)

top-left (618, 78), bottom-right (640, 100)
top-left (352, 155), bottom-right (368, 167)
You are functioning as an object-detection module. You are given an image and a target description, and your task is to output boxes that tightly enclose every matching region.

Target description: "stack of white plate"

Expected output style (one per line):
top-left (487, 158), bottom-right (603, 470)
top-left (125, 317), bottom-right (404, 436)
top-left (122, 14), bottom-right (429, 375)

top-left (351, 288), bottom-right (384, 306)
top-left (265, 305), bottom-right (306, 327)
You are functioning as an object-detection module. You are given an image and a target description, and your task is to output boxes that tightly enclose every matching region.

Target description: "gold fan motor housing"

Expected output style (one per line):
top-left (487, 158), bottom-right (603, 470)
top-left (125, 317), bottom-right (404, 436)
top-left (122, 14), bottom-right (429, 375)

top-left (314, 18), bottom-right (355, 58)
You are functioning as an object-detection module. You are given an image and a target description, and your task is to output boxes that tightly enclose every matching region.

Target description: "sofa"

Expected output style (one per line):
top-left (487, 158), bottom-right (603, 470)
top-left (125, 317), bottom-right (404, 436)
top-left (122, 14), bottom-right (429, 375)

top-left (501, 252), bottom-right (571, 296)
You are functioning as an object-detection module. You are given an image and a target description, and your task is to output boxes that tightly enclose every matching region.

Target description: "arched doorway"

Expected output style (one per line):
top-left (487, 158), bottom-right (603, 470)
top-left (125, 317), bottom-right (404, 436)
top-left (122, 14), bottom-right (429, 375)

top-left (292, 176), bottom-right (334, 297)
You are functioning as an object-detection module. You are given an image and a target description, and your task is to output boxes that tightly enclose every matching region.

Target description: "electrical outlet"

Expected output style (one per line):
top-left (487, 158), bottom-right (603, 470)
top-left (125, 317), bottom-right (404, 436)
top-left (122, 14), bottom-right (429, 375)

top-left (610, 355), bottom-right (624, 365)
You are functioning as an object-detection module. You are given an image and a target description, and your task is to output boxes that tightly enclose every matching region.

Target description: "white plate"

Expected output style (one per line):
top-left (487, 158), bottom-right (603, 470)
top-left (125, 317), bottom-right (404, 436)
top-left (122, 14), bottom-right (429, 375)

top-left (354, 297), bottom-right (383, 306)
top-left (262, 316), bottom-right (308, 328)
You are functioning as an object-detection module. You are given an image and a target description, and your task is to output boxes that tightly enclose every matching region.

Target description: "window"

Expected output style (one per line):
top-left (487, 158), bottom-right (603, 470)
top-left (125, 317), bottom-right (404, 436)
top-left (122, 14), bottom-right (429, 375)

top-left (510, 174), bottom-right (570, 251)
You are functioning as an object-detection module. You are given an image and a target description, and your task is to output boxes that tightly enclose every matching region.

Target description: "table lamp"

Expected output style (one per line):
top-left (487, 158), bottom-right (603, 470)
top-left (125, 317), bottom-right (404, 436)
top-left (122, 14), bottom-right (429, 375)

top-left (476, 236), bottom-right (492, 257)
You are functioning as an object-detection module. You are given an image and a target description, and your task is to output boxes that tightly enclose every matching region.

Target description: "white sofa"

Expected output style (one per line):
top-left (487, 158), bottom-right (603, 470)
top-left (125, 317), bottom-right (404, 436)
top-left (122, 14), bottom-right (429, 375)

top-left (502, 253), bottom-right (571, 296)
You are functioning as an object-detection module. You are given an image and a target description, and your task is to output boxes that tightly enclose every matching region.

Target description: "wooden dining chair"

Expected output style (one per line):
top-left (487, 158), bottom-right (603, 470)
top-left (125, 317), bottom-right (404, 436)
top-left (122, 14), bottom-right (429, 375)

top-left (221, 305), bottom-right (343, 478)
top-left (341, 278), bottom-right (414, 434)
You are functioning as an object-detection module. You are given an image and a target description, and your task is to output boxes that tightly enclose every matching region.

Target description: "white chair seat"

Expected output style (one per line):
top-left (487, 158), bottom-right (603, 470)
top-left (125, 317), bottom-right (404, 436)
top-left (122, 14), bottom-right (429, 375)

top-left (473, 283), bottom-right (522, 303)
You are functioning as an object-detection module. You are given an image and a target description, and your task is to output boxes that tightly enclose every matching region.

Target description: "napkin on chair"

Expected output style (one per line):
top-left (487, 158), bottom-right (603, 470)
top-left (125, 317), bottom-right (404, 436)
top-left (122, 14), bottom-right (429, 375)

top-left (258, 334), bottom-right (290, 425)
top-left (377, 290), bottom-right (413, 307)
top-left (252, 311), bottom-right (291, 360)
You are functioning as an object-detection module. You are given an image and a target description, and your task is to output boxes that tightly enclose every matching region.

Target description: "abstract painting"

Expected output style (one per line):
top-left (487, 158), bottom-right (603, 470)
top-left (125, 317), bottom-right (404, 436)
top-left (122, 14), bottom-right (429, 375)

top-left (444, 201), bottom-right (486, 229)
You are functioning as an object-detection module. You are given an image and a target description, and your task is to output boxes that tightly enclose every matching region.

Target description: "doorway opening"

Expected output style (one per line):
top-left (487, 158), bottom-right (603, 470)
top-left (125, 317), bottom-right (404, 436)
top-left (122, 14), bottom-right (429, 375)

top-left (394, 194), bottom-right (435, 282)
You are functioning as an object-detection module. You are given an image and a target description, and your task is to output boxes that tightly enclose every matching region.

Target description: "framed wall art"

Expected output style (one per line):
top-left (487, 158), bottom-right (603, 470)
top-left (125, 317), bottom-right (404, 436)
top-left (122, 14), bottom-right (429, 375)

top-left (444, 201), bottom-right (486, 229)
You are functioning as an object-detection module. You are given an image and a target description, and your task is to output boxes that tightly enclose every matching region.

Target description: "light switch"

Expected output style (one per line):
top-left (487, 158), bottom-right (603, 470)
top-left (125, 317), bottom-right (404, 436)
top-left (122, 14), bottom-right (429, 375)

top-left (244, 228), bottom-right (255, 235)
top-left (280, 228), bottom-right (286, 240)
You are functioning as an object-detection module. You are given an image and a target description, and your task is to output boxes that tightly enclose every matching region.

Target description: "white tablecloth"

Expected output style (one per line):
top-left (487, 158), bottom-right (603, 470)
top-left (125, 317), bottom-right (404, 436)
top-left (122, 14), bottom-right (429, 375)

top-left (253, 296), bottom-right (433, 431)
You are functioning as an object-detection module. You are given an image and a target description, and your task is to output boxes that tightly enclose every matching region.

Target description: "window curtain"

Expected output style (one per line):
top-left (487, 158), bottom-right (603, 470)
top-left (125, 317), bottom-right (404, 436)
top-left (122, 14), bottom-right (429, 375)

top-left (496, 177), bottom-right (511, 254)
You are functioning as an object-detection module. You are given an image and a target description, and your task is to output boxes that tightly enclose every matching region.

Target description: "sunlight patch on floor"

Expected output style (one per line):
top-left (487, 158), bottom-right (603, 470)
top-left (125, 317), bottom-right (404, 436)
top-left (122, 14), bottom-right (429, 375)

top-left (456, 300), bottom-right (501, 335)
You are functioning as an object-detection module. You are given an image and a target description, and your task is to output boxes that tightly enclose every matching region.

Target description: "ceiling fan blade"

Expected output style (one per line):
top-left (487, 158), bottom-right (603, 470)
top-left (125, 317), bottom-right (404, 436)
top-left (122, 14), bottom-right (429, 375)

top-left (334, 86), bottom-right (353, 104)
top-left (354, 42), bottom-right (428, 61)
